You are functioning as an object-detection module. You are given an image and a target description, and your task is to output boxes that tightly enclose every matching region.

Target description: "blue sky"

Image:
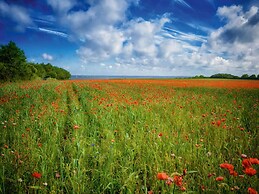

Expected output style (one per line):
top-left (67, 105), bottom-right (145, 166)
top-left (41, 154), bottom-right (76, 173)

top-left (0, 0), bottom-right (259, 76)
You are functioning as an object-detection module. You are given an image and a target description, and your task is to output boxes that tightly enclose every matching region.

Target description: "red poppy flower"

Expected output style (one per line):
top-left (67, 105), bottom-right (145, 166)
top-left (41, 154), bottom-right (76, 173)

top-left (73, 125), bottom-right (79, 130)
top-left (220, 163), bottom-right (238, 176)
top-left (250, 158), bottom-right (259, 165)
top-left (229, 170), bottom-right (238, 176)
top-left (208, 173), bottom-right (215, 178)
top-left (244, 167), bottom-right (257, 176)
top-left (248, 187), bottom-right (258, 194)
top-left (173, 175), bottom-right (183, 187)
top-left (157, 172), bottom-right (168, 180)
top-left (183, 169), bottom-right (187, 176)
top-left (242, 159), bottom-right (252, 168)
top-left (215, 176), bottom-right (224, 181)
top-left (220, 163), bottom-right (234, 171)
top-left (201, 185), bottom-right (206, 191)
top-left (180, 186), bottom-right (186, 191)
top-left (166, 179), bottom-right (173, 186)
top-left (216, 120), bottom-right (221, 127)
top-left (32, 172), bottom-right (42, 179)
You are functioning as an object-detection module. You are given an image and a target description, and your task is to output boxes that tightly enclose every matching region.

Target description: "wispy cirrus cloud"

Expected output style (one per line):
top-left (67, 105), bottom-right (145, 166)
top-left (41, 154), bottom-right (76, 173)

top-left (162, 27), bottom-right (207, 45)
top-left (206, 0), bottom-right (215, 8)
top-left (172, 0), bottom-right (192, 9)
top-left (38, 27), bottom-right (68, 38)
top-left (28, 27), bottom-right (68, 38)
top-left (0, 1), bottom-right (33, 31)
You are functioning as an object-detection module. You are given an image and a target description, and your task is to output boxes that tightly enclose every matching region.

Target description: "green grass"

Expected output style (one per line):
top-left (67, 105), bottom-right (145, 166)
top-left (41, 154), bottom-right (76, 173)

top-left (0, 80), bottom-right (258, 193)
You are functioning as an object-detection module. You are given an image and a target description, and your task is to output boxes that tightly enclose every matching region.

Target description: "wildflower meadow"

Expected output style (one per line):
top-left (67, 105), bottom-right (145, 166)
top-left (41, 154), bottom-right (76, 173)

top-left (0, 79), bottom-right (258, 193)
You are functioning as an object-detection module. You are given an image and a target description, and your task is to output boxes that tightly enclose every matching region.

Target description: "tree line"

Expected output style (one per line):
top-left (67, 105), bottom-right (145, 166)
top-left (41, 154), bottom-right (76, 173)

top-left (194, 73), bottom-right (259, 80)
top-left (0, 41), bottom-right (71, 82)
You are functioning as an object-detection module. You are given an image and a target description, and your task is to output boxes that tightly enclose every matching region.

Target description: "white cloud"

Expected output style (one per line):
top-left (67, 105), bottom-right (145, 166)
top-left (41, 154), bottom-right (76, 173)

top-left (203, 5), bottom-right (259, 74)
top-left (45, 1), bottom-right (259, 76)
top-left (43, 0), bottom-right (193, 73)
top-left (47, 0), bottom-right (76, 13)
top-left (42, 53), bottom-right (54, 61)
top-left (60, 0), bottom-right (129, 39)
top-left (0, 1), bottom-right (33, 31)
top-left (64, 1), bottom-right (169, 66)
top-left (159, 39), bottom-right (182, 58)
top-left (125, 17), bottom-right (169, 58)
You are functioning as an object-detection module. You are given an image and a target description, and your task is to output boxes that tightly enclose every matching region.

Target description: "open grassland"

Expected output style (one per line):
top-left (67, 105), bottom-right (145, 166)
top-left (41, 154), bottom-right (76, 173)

top-left (0, 79), bottom-right (258, 194)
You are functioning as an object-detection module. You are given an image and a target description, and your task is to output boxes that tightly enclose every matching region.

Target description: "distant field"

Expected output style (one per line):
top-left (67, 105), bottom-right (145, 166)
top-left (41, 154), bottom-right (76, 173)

top-left (0, 79), bottom-right (258, 193)
top-left (82, 79), bottom-right (259, 88)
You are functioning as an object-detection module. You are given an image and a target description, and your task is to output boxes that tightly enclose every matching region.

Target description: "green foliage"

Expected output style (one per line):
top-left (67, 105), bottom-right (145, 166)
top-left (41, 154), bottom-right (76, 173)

top-left (41, 63), bottom-right (71, 80)
top-left (32, 63), bottom-right (46, 79)
top-left (0, 42), bottom-right (28, 81)
top-left (0, 41), bottom-right (26, 65)
top-left (241, 74), bottom-right (249, 79)
top-left (193, 75), bottom-right (207, 79)
top-left (0, 62), bottom-right (9, 81)
top-left (194, 74), bottom-right (259, 80)
top-left (0, 41), bottom-right (71, 82)
top-left (241, 74), bottom-right (259, 80)
top-left (249, 74), bottom-right (256, 79)
top-left (210, 73), bottom-right (239, 79)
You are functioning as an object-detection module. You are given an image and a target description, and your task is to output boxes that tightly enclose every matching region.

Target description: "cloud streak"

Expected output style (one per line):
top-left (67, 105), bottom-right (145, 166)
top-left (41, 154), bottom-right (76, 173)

top-left (0, 1), bottom-right (33, 31)
top-left (38, 28), bottom-right (68, 38)
top-left (162, 27), bottom-right (207, 44)
top-left (173, 0), bottom-right (193, 9)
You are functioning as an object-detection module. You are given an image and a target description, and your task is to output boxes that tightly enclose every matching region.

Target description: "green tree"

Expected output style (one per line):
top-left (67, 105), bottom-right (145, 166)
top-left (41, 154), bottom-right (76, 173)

top-left (22, 64), bottom-right (38, 80)
top-left (0, 41), bottom-right (26, 65)
top-left (210, 73), bottom-right (238, 79)
top-left (241, 74), bottom-right (249, 79)
top-left (0, 62), bottom-right (9, 81)
top-left (31, 63), bottom-right (46, 79)
top-left (249, 74), bottom-right (256, 79)
top-left (0, 41), bottom-right (28, 81)
top-left (194, 75), bottom-right (206, 78)
top-left (0, 41), bottom-right (71, 82)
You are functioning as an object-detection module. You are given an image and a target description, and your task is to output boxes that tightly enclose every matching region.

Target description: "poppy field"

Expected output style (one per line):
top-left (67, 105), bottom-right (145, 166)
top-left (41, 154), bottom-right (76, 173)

top-left (0, 79), bottom-right (258, 193)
